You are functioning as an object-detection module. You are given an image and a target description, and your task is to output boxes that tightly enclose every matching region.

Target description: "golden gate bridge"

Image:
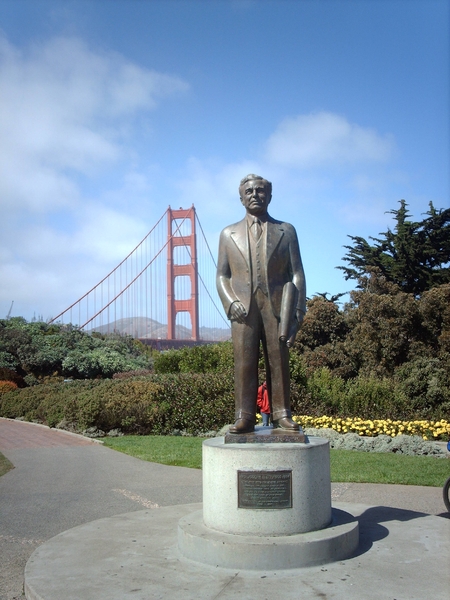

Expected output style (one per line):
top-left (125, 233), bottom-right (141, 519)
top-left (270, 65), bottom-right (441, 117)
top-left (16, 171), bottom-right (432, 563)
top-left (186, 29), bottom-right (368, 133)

top-left (49, 206), bottom-right (230, 348)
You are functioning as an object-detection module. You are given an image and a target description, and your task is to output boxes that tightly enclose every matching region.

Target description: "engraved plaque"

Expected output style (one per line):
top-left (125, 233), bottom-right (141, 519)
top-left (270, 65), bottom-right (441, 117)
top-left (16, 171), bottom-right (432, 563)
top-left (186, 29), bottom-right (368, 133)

top-left (237, 470), bottom-right (292, 509)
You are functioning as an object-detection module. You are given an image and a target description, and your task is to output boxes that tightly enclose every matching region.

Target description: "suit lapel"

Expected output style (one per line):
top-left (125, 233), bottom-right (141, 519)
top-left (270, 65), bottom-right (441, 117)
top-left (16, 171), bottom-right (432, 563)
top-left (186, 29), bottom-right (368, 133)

top-left (266, 219), bottom-right (284, 261)
top-left (230, 219), bottom-right (250, 265)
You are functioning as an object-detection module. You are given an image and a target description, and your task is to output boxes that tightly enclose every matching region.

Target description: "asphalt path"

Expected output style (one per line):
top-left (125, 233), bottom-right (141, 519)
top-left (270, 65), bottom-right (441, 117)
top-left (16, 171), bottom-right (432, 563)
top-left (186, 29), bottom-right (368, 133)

top-left (0, 418), bottom-right (448, 600)
top-left (0, 418), bottom-right (203, 600)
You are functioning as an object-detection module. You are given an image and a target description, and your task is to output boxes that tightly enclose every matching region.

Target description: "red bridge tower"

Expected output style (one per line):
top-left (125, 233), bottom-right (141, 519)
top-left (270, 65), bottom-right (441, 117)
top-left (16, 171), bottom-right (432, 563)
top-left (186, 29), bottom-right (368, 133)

top-left (167, 206), bottom-right (199, 340)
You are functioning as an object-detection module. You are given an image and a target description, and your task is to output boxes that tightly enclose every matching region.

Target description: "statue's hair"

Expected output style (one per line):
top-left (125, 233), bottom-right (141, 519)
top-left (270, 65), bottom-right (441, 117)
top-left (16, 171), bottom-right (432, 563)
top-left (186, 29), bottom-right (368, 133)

top-left (239, 174), bottom-right (272, 196)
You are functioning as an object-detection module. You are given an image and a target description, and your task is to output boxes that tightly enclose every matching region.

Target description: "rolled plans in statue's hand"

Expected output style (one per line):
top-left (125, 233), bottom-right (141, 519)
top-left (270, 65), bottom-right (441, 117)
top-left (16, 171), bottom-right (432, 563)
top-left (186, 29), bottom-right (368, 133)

top-left (279, 282), bottom-right (299, 347)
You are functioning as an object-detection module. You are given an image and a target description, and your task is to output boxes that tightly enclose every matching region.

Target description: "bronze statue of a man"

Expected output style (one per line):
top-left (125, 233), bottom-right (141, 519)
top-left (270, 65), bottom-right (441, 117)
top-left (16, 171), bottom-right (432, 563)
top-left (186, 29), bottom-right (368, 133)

top-left (217, 174), bottom-right (306, 434)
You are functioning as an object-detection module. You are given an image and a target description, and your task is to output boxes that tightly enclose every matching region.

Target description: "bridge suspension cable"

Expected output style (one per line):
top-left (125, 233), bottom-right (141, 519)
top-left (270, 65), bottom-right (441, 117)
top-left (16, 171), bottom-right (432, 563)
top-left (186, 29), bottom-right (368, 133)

top-left (49, 206), bottom-right (230, 342)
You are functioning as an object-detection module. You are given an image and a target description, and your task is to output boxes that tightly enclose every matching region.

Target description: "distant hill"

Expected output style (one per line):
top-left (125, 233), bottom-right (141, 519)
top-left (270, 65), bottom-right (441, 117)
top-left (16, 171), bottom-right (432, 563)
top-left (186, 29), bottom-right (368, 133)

top-left (90, 317), bottom-right (230, 342)
top-left (198, 325), bottom-right (231, 342)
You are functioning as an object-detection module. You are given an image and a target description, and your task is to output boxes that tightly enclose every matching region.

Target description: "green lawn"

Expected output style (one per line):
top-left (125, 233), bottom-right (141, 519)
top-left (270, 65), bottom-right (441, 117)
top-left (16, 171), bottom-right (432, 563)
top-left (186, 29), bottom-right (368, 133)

top-left (0, 452), bottom-right (14, 477)
top-left (104, 436), bottom-right (450, 487)
top-left (330, 448), bottom-right (449, 487)
top-left (104, 435), bottom-right (205, 469)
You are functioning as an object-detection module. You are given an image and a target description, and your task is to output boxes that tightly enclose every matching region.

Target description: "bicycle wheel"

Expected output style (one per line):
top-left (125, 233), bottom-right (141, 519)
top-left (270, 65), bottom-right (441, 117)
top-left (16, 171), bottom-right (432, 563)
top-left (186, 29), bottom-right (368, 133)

top-left (443, 476), bottom-right (450, 513)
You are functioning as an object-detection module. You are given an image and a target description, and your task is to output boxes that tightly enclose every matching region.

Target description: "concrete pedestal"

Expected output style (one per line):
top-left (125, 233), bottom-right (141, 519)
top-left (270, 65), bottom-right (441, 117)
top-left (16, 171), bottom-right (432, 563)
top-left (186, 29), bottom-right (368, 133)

top-left (203, 435), bottom-right (331, 535)
top-left (178, 435), bottom-right (359, 569)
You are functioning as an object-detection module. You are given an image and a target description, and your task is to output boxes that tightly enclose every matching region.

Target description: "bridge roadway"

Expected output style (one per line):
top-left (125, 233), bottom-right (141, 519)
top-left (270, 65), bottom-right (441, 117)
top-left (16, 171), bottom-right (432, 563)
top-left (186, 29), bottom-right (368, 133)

top-left (0, 418), bottom-right (448, 599)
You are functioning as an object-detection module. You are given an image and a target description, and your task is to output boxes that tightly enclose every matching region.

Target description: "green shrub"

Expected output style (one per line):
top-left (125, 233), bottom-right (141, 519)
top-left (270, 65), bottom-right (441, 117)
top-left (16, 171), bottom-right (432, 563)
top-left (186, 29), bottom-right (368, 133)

top-left (394, 356), bottom-right (450, 418)
top-left (0, 372), bottom-right (235, 434)
top-left (62, 347), bottom-right (138, 379)
top-left (153, 349), bottom-right (182, 373)
top-left (152, 372), bottom-right (234, 433)
top-left (0, 318), bottom-right (151, 380)
top-left (23, 374), bottom-right (39, 386)
top-left (342, 376), bottom-right (408, 419)
top-left (0, 351), bottom-right (20, 370)
top-left (306, 368), bottom-right (347, 413)
top-left (112, 369), bottom-right (153, 380)
top-left (0, 384), bottom-right (54, 421)
top-left (289, 350), bottom-right (307, 387)
top-left (153, 342), bottom-right (234, 375)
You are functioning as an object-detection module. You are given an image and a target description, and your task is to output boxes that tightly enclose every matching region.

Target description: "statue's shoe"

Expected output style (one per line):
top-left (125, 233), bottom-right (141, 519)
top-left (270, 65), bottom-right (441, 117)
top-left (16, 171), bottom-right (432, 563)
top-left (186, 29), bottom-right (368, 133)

top-left (272, 417), bottom-right (299, 431)
top-left (229, 418), bottom-right (255, 434)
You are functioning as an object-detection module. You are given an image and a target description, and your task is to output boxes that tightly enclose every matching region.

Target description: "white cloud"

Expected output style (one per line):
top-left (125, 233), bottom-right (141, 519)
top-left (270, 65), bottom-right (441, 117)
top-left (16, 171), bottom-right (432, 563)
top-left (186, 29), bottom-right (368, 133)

top-left (265, 112), bottom-right (395, 169)
top-left (0, 201), bottom-right (146, 302)
top-left (0, 33), bottom-right (189, 319)
top-left (174, 113), bottom-right (398, 233)
top-left (73, 204), bottom-right (149, 264)
top-left (172, 111), bottom-right (399, 232)
top-left (0, 34), bottom-right (188, 211)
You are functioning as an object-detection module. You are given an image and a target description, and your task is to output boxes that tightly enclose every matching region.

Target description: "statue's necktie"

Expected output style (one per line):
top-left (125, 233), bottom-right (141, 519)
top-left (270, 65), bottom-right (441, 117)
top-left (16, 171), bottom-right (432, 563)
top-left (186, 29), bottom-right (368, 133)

top-left (252, 218), bottom-right (262, 241)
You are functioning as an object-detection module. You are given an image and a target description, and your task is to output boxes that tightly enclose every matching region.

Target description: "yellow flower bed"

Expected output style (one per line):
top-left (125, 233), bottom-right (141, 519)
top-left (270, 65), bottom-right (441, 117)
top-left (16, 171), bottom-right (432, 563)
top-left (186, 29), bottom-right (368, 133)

top-left (289, 415), bottom-right (450, 441)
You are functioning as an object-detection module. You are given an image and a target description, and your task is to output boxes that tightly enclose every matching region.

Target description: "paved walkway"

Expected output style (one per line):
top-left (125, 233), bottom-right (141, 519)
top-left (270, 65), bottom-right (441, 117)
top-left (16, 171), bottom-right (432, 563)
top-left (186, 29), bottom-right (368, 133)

top-left (0, 419), bottom-right (97, 449)
top-left (0, 419), bottom-right (202, 600)
top-left (0, 418), bottom-right (449, 600)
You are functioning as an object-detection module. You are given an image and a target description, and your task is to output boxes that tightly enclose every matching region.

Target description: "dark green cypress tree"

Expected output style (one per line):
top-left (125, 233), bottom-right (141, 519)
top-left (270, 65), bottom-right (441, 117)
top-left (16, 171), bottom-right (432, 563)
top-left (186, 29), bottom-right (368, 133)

top-left (338, 200), bottom-right (450, 296)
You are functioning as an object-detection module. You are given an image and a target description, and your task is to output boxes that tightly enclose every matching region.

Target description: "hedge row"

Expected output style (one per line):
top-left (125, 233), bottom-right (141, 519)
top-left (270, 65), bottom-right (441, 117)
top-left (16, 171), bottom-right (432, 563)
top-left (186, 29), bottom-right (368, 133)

top-left (291, 365), bottom-right (450, 422)
top-left (1, 368), bottom-right (448, 435)
top-left (0, 373), bottom-right (235, 435)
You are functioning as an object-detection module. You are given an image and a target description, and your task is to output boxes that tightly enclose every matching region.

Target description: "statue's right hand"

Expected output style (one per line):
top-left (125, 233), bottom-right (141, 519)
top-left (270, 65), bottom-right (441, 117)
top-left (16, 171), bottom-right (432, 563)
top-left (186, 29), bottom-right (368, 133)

top-left (229, 301), bottom-right (247, 324)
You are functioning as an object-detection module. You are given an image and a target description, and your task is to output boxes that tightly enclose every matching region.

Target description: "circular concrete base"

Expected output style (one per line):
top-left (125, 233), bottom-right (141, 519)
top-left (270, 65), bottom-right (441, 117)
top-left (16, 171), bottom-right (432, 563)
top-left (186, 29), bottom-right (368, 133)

top-left (178, 507), bottom-right (359, 570)
top-left (23, 503), bottom-right (450, 600)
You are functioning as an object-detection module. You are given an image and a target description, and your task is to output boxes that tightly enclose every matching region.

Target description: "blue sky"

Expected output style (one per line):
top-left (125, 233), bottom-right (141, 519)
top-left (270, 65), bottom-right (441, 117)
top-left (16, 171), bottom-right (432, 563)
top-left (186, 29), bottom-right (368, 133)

top-left (0, 0), bottom-right (448, 324)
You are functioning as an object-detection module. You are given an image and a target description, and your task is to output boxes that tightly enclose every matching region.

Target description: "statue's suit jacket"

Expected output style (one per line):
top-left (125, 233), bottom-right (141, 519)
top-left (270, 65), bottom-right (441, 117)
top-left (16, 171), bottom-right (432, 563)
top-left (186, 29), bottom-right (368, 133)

top-left (216, 215), bottom-right (306, 320)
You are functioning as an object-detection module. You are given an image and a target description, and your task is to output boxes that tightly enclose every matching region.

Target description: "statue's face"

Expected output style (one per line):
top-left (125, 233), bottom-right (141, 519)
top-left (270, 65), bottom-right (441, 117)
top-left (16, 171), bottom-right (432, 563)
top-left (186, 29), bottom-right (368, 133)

top-left (239, 179), bottom-right (271, 216)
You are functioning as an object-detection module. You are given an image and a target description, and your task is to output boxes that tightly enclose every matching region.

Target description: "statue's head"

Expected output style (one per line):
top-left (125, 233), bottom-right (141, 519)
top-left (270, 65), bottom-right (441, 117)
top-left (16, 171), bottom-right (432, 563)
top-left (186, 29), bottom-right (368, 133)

top-left (239, 174), bottom-right (272, 216)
